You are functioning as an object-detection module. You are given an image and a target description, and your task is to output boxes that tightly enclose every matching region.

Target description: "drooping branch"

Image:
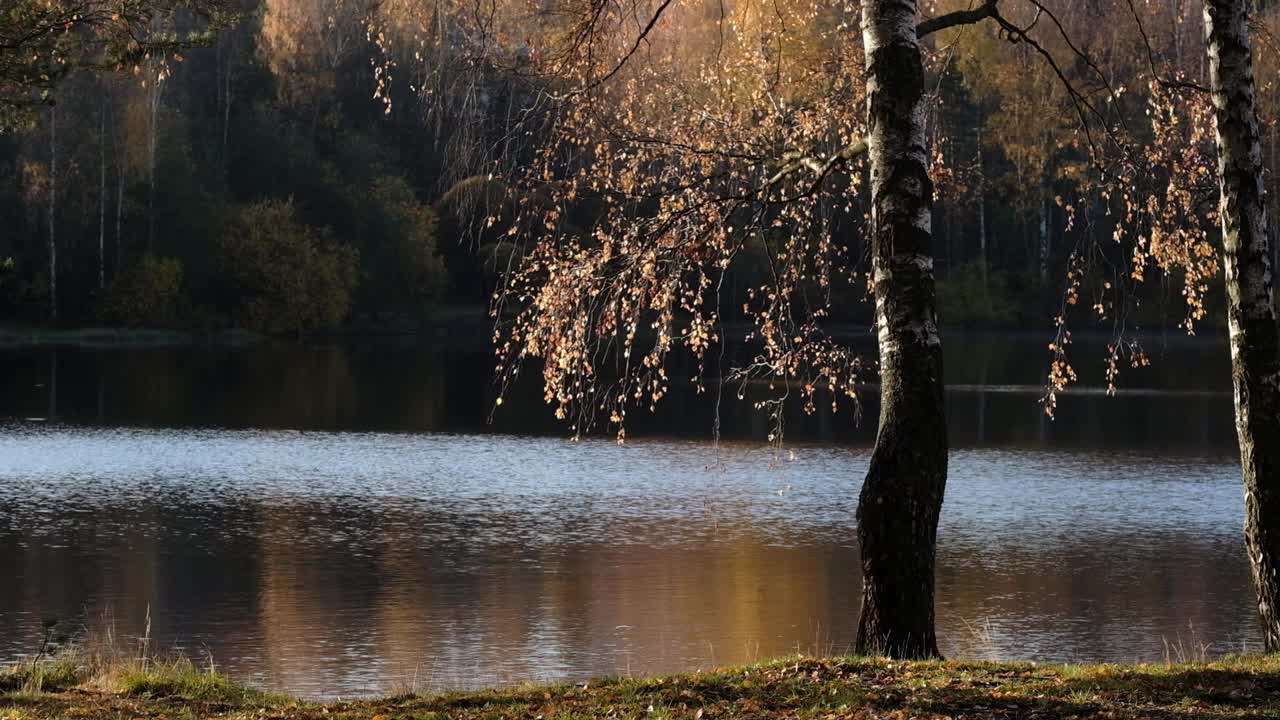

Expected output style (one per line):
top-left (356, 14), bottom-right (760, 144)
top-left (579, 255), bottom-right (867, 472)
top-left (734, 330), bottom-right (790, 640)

top-left (1122, 0), bottom-right (1211, 94)
top-left (564, 0), bottom-right (678, 96)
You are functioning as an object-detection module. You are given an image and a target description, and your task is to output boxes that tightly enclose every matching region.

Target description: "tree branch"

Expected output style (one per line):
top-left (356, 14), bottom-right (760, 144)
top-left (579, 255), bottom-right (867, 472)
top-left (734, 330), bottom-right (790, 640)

top-left (917, 0), bottom-right (999, 39)
top-left (573, 0), bottom-right (676, 95)
top-left (768, 139), bottom-right (869, 187)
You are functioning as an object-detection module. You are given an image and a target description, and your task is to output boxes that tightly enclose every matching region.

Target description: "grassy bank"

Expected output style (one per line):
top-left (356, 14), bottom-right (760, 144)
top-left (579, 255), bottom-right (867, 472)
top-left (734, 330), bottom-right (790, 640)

top-left (0, 307), bottom-right (492, 349)
top-left (4, 653), bottom-right (1280, 719)
top-left (0, 326), bottom-right (266, 348)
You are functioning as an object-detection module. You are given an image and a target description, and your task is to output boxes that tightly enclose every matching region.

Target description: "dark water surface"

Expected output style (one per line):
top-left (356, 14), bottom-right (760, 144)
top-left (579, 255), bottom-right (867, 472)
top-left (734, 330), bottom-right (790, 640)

top-left (0, 333), bottom-right (1258, 696)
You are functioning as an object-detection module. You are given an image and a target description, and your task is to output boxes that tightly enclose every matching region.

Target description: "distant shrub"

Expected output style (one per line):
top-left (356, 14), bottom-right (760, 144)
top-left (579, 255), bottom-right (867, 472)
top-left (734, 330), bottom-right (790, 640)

top-left (218, 198), bottom-right (360, 335)
top-left (357, 176), bottom-right (447, 317)
top-left (937, 260), bottom-right (1018, 327)
top-left (99, 255), bottom-right (186, 328)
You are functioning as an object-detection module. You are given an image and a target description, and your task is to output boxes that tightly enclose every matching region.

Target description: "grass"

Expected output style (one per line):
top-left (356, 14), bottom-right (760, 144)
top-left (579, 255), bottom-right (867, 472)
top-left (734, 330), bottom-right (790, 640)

top-left (0, 655), bottom-right (79, 694)
top-left (0, 325), bottom-right (265, 347)
top-left (109, 658), bottom-right (280, 704)
top-left (4, 652), bottom-right (1280, 719)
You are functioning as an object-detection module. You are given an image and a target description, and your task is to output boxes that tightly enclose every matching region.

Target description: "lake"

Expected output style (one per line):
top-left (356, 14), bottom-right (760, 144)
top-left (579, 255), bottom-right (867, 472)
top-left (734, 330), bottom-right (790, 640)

top-left (0, 331), bottom-right (1258, 697)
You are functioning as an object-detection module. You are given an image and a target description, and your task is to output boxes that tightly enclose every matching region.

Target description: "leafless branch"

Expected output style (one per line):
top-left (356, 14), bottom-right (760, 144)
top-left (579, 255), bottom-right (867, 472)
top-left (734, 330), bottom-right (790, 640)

top-left (917, 0), bottom-right (999, 39)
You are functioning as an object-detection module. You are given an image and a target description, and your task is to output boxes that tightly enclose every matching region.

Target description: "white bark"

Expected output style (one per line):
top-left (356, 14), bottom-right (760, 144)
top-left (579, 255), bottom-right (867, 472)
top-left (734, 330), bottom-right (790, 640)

top-left (1203, 0), bottom-right (1280, 650)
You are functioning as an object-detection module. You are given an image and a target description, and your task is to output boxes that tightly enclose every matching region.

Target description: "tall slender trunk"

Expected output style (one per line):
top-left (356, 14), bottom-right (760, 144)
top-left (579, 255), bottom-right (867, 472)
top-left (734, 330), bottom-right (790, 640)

top-left (222, 37), bottom-right (233, 171)
top-left (1203, 0), bottom-right (1280, 651)
top-left (1270, 111), bottom-right (1278, 275)
top-left (1174, 0), bottom-right (1184, 67)
top-left (116, 141), bottom-right (125, 274)
top-left (48, 104), bottom-right (57, 321)
top-left (223, 64), bottom-right (232, 167)
top-left (1038, 186), bottom-right (1050, 285)
top-left (976, 123), bottom-right (988, 292)
top-left (148, 67), bottom-right (165, 253)
top-left (855, 0), bottom-right (947, 660)
top-left (99, 88), bottom-right (108, 290)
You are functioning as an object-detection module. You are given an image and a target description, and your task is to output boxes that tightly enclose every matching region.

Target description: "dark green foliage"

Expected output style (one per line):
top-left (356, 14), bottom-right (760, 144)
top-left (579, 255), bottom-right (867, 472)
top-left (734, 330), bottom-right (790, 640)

top-left (150, 119), bottom-right (226, 293)
top-left (937, 261), bottom-right (1018, 327)
top-left (217, 199), bottom-right (359, 334)
top-left (0, 6), bottom-right (466, 332)
top-left (98, 254), bottom-right (186, 327)
top-left (356, 175), bottom-right (447, 319)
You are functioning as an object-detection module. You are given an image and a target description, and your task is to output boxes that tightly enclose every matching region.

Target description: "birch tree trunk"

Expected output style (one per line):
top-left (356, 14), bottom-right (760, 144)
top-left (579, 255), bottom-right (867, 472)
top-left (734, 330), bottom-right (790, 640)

top-left (99, 89), bottom-right (108, 290)
top-left (148, 66), bottom-right (165, 253)
top-left (1038, 186), bottom-right (1050, 285)
top-left (149, 95), bottom-right (158, 253)
top-left (855, 0), bottom-right (947, 660)
top-left (977, 123), bottom-right (988, 293)
top-left (223, 58), bottom-right (233, 169)
top-left (221, 33), bottom-right (233, 171)
top-left (48, 104), bottom-right (57, 321)
top-left (1270, 114), bottom-right (1278, 275)
top-left (1203, 0), bottom-right (1280, 651)
top-left (116, 141), bottom-right (125, 273)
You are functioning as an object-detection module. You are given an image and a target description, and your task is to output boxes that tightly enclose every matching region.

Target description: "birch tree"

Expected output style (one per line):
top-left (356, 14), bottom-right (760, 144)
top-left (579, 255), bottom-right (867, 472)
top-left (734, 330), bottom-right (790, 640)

top-left (368, 0), bottom-right (1140, 660)
top-left (1202, 0), bottom-right (1280, 651)
top-left (853, 0), bottom-right (946, 659)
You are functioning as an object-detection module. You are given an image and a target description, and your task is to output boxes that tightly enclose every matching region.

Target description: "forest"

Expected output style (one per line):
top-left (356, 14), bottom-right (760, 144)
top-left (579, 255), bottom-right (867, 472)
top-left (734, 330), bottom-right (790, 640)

top-left (2, 0), bottom-right (1277, 336)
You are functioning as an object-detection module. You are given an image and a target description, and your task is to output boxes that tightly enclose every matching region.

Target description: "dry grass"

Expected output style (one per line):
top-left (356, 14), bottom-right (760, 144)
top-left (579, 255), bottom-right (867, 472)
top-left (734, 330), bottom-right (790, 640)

top-left (4, 652), bottom-right (1280, 719)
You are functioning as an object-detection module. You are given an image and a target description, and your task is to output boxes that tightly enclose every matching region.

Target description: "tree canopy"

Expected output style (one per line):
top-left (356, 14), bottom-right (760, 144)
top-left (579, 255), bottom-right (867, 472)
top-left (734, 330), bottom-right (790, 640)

top-left (1, 0), bottom-right (235, 129)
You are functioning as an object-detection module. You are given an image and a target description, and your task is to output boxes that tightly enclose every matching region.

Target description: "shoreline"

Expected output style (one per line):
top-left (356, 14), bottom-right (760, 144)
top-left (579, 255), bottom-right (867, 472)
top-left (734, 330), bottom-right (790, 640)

top-left (0, 321), bottom-right (1232, 350)
top-left (4, 653), bottom-right (1280, 719)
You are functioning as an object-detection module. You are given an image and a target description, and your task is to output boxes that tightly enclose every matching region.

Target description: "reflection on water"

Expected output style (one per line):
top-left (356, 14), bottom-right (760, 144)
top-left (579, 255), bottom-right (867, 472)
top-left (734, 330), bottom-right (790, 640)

top-left (0, 335), bottom-right (1255, 696)
top-left (0, 333), bottom-right (1241, 449)
top-left (0, 427), bottom-right (1255, 696)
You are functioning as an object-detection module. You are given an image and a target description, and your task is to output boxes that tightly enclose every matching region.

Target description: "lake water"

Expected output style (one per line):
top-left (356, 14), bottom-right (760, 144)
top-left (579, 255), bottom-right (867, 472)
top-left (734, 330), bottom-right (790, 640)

top-left (0, 332), bottom-right (1259, 696)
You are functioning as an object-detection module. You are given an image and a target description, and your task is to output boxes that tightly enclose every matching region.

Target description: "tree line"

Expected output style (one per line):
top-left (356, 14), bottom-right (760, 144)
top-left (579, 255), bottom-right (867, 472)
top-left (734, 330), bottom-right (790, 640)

top-left (0, 0), bottom-right (512, 332)
top-left (6, 0), bottom-right (1280, 666)
top-left (5, 0), bottom-right (1280, 334)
